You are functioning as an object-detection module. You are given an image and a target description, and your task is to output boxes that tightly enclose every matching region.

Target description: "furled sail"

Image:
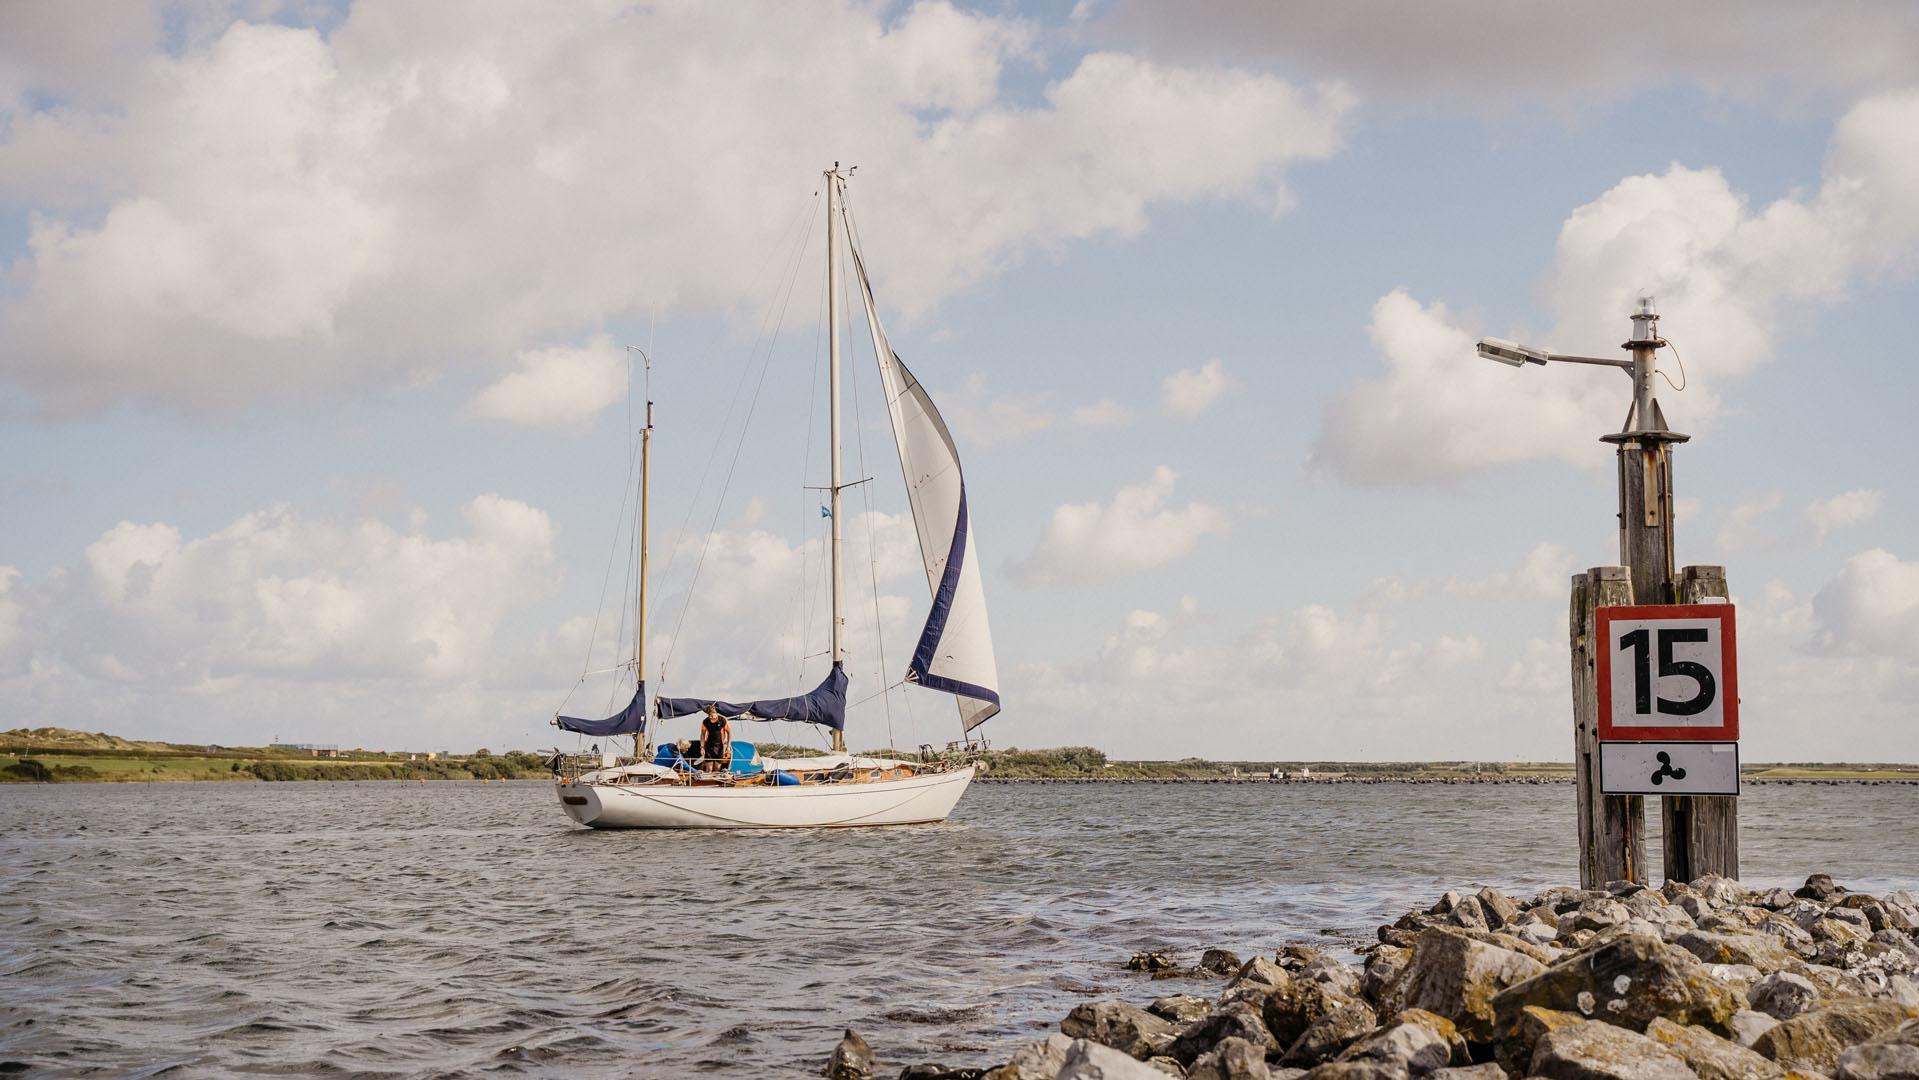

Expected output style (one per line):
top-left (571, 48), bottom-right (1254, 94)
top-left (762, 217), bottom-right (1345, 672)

top-left (847, 241), bottom-right (1002, 730)
top-left (655, 665), bottom-right (848, 731)
top-left (556, 685), bottom-right (648, 737)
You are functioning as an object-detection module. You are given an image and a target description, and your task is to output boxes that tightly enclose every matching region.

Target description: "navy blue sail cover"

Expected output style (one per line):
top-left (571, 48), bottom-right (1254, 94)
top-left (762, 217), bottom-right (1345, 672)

top-left (655, 664), bottom-right (848, 731)
top-left (556, 685), bottom-right (648, 737)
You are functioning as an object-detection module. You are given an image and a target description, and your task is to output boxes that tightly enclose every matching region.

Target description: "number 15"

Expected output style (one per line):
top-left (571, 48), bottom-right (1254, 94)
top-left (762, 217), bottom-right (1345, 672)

top-left (1619, 628), bottom-right (1716, 716)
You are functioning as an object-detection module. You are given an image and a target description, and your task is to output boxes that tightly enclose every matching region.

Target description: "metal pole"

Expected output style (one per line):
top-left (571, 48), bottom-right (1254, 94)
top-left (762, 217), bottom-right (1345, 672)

top-left (637, 395), bottom-right (652, 760)
top-left (826, 166), bottom-right (847, 754)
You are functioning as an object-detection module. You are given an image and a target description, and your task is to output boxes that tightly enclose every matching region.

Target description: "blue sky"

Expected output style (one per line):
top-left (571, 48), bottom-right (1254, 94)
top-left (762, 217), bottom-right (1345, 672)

top-left (3, 1), bottom-right (1917, 761)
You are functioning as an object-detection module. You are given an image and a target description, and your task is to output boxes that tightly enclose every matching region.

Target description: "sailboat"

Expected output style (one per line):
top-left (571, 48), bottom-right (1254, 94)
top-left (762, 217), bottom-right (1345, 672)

top-left (550, 166), bottom-right (1001, 829)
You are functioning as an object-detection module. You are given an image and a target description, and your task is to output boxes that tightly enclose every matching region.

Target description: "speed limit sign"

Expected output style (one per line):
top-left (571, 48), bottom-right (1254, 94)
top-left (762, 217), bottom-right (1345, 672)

top-left (1595, 604), bottom-right (1738, 742)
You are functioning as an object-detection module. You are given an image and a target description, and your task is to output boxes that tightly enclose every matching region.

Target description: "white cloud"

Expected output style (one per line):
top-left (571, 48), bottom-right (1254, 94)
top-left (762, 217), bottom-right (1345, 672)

top-left (470, 335), bottom-right (628, 428)
top-left (1069, 399), bottom-right (1135, 428)
top-left (1811, 549), bottom-right (1919, 659)
top-left (1313, 90), bottom-right (1919, 485)
top-left (1160, 359), bottom-right (1233, 419)
top-left (949, 377), bottom-right (1137, 446)
top-left (1715, 492), bottom-right (1785, 552)
top-left (1805, 489), bottom-right (1882, 543)
top-left (1102, 2), bottom-right (1919, 109)
top-left (1009, 466), bottom-right (1228, 586)
top-left (0, 2), bottom-right (1352, 413)
top-left (1445, 542), bottom-right (1574, 599)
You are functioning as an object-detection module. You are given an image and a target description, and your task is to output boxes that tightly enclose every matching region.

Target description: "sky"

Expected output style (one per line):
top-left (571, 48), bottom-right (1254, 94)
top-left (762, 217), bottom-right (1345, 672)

top-left (2, 0), bottom-right (1917, 762)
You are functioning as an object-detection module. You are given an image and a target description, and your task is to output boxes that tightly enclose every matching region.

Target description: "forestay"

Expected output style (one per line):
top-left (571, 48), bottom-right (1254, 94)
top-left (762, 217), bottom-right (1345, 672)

top-left (847, 240), bottom-right (1002, 730)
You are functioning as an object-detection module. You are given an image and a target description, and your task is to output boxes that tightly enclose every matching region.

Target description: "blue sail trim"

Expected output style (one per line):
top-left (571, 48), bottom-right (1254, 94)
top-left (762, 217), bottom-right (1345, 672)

top-left (556, 685), bottom-right (648, 737)
top-left (655, 664), bottom-right (848, 731)
top-left (906, 484), bottom-right (999, 706)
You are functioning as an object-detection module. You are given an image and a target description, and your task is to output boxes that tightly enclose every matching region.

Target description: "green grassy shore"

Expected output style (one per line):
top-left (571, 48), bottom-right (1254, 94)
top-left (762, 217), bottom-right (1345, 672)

top-left (3, 730), bottom-right (1914, 784)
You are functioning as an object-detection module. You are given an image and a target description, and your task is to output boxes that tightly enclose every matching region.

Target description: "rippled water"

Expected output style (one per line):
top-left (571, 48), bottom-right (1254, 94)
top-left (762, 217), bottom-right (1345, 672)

top-left (2, 779), bottom-right (1914, 1077)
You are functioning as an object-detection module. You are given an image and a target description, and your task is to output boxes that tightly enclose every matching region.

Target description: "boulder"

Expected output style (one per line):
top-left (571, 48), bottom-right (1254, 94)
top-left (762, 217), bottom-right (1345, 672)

top-left (1757, 890), bottom-right (1797, 912)
top-left (1294, 1064), bottom-right (1406, 1079)
top-left (901, 1067), bottom-right (986, 1080)
top-left (985, 1034), bottom-right (1073, 1080)
top-left (1798, 876), bottom-right (1847, 903)
top-left (827, 1030), bottom-right (878, 1080)
top-left (1264, 981), bottom-right (1350, 1048)
top-left (1187, 1037), bottom-right (1271, 1080)
top-left (1511, 917), bottom-right (1562, 949)
top-left (1694, 876), bottom-right (1751, 908)
top-left (1280, 1000), bottom-right (1378, 1067)
top-left (1753, 1000), bottom-right (1917, 1075)
top-left (1152, 996), bottom-right (1216, 1026)
top-left (1493, 1005), bottom-right (1586, 1077)
top-left (1528, 1018), bottom-right (1697, 1079)
top-left (1477, 888), bottom-right (1522, 931)
top-left (1334, 1011), bottom-right (1455, 1075)
top-left (1144, 1058), bottom-right (1186, 1078)
top-left (1678, 930), bottom-right (1799, 973)
top-left (1132, 952), bottom-right (1179, 974)
top-left (1450, 896), bottom-right (1490, 932)
top-left (1168, 1003), bottom-right (1277, 1067)
top-left (1299, 958), bottom-right (1365, 1001)
top-left (1202, 950), bottom-right (1246, 977)
top-left (1568, 899), bottom-right (1632, 934)
top-left (1645, 1016), bottom-right (1786, 1080)
top-left (1377, 927), bottom-right (1547, 1042)
top-left (1749, 973), bottom-right (1823, 1021)
top-left (1427, 1067), bottom-right (1507, 1079)
top-left (1063, 1001), bottom-right (1179, 1059)
top-left (1364, 947), bottom-right (1413, 1004)
top-left (1058, 1039), bottom-right (1177, 1080)
top-left (1729, 1010), bottom-right (1781, 1048)
top-left (1431, 892), bottom-right (1464, 916)
top-left (1236, 958), bottom-right (1294, 991)
top-left (1491, 932), bottom-right (1741, 1036)
top-left (1836, 1018), bottom-right (1919, 1080)
top-left (1704, 965), bottom-right (1766, 997)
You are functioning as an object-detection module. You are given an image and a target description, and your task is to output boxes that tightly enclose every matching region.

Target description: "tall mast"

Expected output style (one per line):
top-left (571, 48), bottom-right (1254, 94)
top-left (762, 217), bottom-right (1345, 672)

top-left (826, 165), bottom-right (847, 753)
top-left (633, 348), bottom-right (653, 761)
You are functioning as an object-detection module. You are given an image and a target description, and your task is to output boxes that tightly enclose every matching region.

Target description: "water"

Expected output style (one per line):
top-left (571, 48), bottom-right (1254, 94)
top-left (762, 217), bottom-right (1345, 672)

top-left (2, 780), bottom-right (1914, 1077)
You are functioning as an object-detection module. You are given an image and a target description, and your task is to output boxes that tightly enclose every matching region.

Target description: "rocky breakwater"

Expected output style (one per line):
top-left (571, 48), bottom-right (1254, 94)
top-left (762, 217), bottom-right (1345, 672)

top-left (829, 874), bottom-right (1919, 1080)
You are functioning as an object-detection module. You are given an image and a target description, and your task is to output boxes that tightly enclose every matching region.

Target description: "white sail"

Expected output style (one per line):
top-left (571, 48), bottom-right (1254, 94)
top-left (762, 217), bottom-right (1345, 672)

top-left (847, 240), bottom-right (1002, 730)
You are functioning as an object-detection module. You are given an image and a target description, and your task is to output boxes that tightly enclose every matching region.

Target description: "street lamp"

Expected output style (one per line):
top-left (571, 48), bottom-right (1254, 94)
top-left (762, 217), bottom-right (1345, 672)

top-left (1475, 296), bottom-right (1666, 435)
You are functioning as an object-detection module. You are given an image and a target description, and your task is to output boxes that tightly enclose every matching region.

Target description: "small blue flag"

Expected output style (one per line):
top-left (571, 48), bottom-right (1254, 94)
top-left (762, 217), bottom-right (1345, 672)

top-left (820, 506), bottom-right (832, 518)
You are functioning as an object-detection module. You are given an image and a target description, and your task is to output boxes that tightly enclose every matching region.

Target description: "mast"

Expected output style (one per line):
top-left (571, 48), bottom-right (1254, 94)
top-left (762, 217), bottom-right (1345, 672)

top-left (636, 349), bottom-right (653, 760)
top-left (826, 165), bottom-right (847, 753)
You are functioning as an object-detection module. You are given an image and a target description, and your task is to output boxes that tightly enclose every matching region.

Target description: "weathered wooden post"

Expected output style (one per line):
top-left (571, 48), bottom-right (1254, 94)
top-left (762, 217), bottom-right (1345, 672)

top-left (1482, 297), bottom-right (1739, 887)
top-left (1571, 565), bottom-right (1644, 886)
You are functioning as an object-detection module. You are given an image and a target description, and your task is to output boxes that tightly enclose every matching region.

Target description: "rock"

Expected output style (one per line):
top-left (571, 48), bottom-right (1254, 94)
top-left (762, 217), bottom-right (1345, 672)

top-left (1335, 1011), bottom-right (1454, 1075)
top-left (1236, 957), bottom-right (1294, 991)
top-left (1451, 896), bottom-right (1491, 932)
top-left (1528, 1018), bottom-right (1697, 1079)
top-left (1364, 947), bottom-right (1413, 1004)
top-left (1493, 1005), bottom-right (1586, 1077)
top-left (986, 1034), bottom-right (1073, 1080)
top-left (1798, 876), bottom-right (1847, 903)
top-left (1144, 1058), bottom-right (1186, 1078)
top-left (1431, 892), bottom-right (1464, 916)
top-left (1187, 1037), bottom-right (1271, 1080)
top-left (1679, 930), bottom-right (1800, 973)
top-left (1378, 927), bottom-right (1548, 1042)
top-left (1132, 952), bottom-right (1179, 973)
top-left (1427, 1067), bottom-right (1508, 1079)
top-left (1757, 890), bottom-right (1797, 912)
top-left (1730, 1010), bottom-right (1781, 1048)
top-left (1753, 1000), bottom-right (1917, 1075)
top-left (1279, 947), bottom-right (1332, 971)
top-left (1750, 973), bottom-right (1824, 1021)
top-left (1202, 950), bottom-right (1247, 977)
top-left (1063, 1001), bottom-right (1179, 1059)
top-left (1058, 1039), bottom-right (1175, 1080)
top-left (1168, 1003), bottom-right (1276, 1067)
top-left (1298, 957), bottom-right (1365, 1001)
top-left (1568, 899), bottom-right (1633, 934)
top-left (1281, 1000), bottom-right (1378, 1067)
top-left (1478, 888), bottom-right (1522, 931)
top-left (1152, 996), bottom-right (1215, 1026)
top-left (1492, 932), bottom-right (1741, 1036)
top-left (1511, 916), bottom-right (1562, 949)
top-left (1264, 981), bottom-right (1348, 1048)
top-left (902, 1067), bottom-right (985, 1080)
top-left (1836, 1018), bottom-right (1919, 1080)
top-left (1645, 1016), bottom-right (1786, 1079)
top-left (1694, 876), bottom-right (1752, 908)
top-left (1294, 1064), bottom-right (1406, 1079)
top-left (827, 1030), bottom-right (878, 1080)
top-left (1873, 933), bottom-right (1919, 960)
top-left (1705, 965), bottom-right (1767, 996)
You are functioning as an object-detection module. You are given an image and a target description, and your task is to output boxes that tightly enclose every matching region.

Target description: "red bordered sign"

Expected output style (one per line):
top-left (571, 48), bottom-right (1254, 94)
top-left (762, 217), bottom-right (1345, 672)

top-left (1595, 604), bottom-right (1739, 742)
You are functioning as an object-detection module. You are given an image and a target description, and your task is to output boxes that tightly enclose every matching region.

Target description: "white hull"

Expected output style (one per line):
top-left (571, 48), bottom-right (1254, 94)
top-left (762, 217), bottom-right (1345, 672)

top-left (556, 765), bottom-right (975, 829)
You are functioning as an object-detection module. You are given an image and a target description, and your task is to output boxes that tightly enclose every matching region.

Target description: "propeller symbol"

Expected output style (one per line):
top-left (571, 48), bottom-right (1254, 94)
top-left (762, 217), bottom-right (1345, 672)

top-left (1650, 751), bottom-right (1688, 786)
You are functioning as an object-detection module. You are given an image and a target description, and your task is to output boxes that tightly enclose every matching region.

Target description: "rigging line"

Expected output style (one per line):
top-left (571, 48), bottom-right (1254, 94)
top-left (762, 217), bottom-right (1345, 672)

top-left (1659, 338), bottom-right (1688, 392)
top-left (649, 191), bottom-right (820, 615)
top-left (795, 249), bottom-right (827, 692)
top-left (841, 221), bottom-right (895, 757)
top-left (657, 191), bottom-right (821, 689)
top-left (568, 423), bottom-right (642, 695)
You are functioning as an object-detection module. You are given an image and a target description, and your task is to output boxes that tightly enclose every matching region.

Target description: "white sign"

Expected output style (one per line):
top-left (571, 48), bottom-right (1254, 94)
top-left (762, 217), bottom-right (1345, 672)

top-left (1600, 741), bottom-right (1739, 796)
top-left (1596, 604), bottom-right (1739, 742)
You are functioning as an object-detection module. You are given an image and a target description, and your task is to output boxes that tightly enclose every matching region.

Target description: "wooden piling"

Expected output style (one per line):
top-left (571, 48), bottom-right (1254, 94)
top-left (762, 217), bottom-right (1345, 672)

top-left (1660, 564), bottom-right (1740, 882)
top-left (1571, 564), bottom-right (1645, 887)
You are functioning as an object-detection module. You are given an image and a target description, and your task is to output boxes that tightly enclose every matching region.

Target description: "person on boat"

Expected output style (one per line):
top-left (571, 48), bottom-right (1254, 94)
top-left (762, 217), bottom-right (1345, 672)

top-left (698, 705), bottom-right (731, 772)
